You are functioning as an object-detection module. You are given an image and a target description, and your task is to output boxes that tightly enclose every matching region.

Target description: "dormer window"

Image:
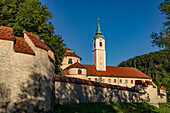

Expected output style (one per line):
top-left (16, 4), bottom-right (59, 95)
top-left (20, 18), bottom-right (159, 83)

top-left (78, 69), bottom-right (82, 74)
top-left (68, 58), bottom-right (73, 64)
top-left (100, 42), bottom-right (102, 47)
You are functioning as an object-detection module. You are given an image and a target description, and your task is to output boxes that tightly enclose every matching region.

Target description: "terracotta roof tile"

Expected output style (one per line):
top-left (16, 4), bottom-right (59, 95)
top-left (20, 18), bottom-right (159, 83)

top-left (135, 80), bottom-right (142, 85)
top-left (13, 36), bottom-right (35, 55)
top-left (64, 69), bottom-right (69, 75)
top-left (65, 62), bottom-right (86, 69)
top-left (0, 26), bottom-right (15, 41)
top-left (82, 65), bottom-right (151, 79)
top-left (160, 85), bottom-right (166, 89)
top-left (145, 80), bottom-right (157, 88)
top-left (65, 47), bottom-right (72, 50)
top-left (64, 51), bottom-right (81, 60)
top-left (142, 82), bottom-right (148, 87)
top-left (55, 75), bottom-right (138, 92)
top-left (145, 80), bottom-right (152, 85)
top-left (23, 30), bottom-right (50, 51)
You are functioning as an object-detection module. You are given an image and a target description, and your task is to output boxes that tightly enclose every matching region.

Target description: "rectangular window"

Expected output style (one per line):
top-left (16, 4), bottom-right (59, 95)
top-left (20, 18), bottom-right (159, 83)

top-left (114, 79), bottom-right (116, 83)
top-left (88, 78), bottom-right (91, 80)
top-left (120, 79), bottom-right (122, 83)
top-left (131, 80), bottom-right (133, 84)
top-left (103, 79), bottom-right (105, 82)
top-left (95, 78), bottom-right (97, 82)
top-left (108, 79), bottom-right (111, 83)
top-left (125, 80), bottom-right (128, 83)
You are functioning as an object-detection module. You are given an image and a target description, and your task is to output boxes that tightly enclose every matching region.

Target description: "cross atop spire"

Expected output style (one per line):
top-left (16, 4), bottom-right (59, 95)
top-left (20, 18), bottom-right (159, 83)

top-left (94, 18), bottom-right (104, 39)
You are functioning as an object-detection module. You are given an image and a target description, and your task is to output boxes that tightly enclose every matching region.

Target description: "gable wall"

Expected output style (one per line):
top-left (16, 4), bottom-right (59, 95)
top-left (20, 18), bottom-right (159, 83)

top-left (0, 34), bottom-right (55, 112)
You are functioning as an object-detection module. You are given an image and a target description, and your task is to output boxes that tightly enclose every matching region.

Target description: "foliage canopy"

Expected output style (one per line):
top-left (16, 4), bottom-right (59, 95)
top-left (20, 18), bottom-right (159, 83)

top-left (119, 0), bottom-right (170, 102)
top-left (0, 0), bottom-right (66, 74)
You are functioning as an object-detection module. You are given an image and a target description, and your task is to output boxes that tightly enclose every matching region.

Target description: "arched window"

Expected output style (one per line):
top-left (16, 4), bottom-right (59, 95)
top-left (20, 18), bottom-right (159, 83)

top-left (94, 42), bottom-right (96, 47)
top-left (78, 69), bottom-right (82, 74)
top-left (68, 58), bottom-right (73, 64)
top-left (100, 42), bottom-right (102, 47)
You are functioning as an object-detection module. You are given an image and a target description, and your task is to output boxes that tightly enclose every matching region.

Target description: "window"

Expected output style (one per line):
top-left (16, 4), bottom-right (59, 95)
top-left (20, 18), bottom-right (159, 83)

top-left (100, 57), bottom-right (102, 59)
top-left (68, 58), bottom-right (73, 64)
top-left (100, 63), bottom-right (102, 65)
top-left (78, 69), bottom-right (82, 74)
top-left (103, 79), bottom-right (105, 82)
top-left (131, 80), bottom-right (133, 84)
top-left (94, 42), bottom-right (96, 47)
top-left (95, 78), bottom-right (97, 82)
top-left (108, 79), bottom-right (111, 83)
top-left (120, 79), bottom-right (122, 83)
top-left (77, 60), bottom-right (79, 62)
top-left (100, 42), bottom-right (102, 47)
top-left (125, 80), bottom-right (128, 84)
top-left (88, 78), bottom-right (91, 80)
top-left (114, 79), bottom-right (116, 83)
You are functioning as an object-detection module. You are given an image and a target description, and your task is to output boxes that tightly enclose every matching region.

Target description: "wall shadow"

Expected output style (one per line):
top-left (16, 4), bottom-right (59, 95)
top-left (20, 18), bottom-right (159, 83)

top-left (55, 79), bottom-right (150, 106)
top-left (0, 63), bottom-right (55, 113)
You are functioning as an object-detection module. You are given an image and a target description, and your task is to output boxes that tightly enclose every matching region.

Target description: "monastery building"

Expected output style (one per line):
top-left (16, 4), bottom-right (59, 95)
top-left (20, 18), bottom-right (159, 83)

top-left (61, 19), bottom-right (152, 88)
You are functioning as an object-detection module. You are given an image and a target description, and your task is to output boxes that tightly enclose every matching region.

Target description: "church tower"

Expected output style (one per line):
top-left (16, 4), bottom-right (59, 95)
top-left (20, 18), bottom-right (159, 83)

top-left (93, 19), bottom-right (106, 71)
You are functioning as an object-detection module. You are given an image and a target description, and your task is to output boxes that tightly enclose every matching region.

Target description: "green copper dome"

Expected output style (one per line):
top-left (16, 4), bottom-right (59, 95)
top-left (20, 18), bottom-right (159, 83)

top-left (94, 18), bottom-right (104, 39)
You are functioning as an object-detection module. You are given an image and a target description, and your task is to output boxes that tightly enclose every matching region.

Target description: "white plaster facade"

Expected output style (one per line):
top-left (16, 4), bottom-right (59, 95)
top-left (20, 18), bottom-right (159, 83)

top-left (93, 38), bottom-right (106, 71)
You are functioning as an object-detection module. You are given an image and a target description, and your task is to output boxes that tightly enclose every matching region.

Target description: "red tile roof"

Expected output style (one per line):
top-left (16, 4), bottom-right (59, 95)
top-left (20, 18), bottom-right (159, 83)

top-left (0, 26), bottom-right (15, 41)
top-left (65, 47), bottom-right (72, 51)
top-left (23, 30), bottom-right (50, 51)
top-left (64, 69), bottom-right (69, 75)
top-left (135, 80), bottom-right (142, 85)
top-left (142, 82), bottom-right (148, 87)
top-left (160, 85), bottom-right (166, 89)
top-left (81, 65), bottom-right (151, 79)
top-left (55, 75), bottom-right (138, 92)
top-left (135, 80), bottom-right (157, 88)
top-left (64, 51), bottom-right (81, 60)
top-left (14, 36), bottom-right (35, 55)
top-left (65, 62), bottom-right (86, 69)
top-left (64, 47), bottom-right (81, 60)
top-left (145, 80), bottom-right (152, 85)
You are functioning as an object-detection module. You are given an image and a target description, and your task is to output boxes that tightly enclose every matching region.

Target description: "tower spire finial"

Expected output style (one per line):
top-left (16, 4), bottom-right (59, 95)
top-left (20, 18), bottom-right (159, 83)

top-left (94, 18), bottom-right (104, 38)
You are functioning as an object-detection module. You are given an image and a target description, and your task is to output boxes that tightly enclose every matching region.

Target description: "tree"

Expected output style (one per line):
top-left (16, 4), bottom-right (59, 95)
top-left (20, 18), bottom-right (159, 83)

top-left (150, 0), bottom-right (170, 49)
top-left (0, 0), bottom-right (66, 74)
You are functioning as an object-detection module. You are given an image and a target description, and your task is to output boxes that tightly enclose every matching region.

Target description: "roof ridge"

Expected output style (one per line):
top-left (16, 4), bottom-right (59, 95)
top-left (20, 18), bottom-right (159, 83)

top-left (65, 47), bottom-right (72, 51)
top-left (23, 30), bottom-right (51, 51)
top-left (0, 26), bottom-right (13, 30)
top-left (65, 62), bottom-right (86, 69)
top-left (55, 75), bottom-right (137, 91)
top-left (160, 85), bottom-right (166, 89)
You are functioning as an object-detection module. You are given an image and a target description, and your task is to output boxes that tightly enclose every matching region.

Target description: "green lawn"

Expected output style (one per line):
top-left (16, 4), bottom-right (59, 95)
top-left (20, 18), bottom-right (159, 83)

top-left (53, 102), bottom-right (170, 113)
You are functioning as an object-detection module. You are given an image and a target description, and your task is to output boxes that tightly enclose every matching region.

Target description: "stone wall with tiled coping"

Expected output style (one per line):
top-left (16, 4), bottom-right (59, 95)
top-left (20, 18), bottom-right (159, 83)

top-left (0, 31), bottom-right (55, 112)
top-left (55, 76), bottom-right (159, 108)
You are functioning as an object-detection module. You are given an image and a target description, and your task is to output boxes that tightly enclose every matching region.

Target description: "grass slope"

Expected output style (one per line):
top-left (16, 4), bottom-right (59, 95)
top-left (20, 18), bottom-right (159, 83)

top-left (53, 102), bottom-right (170, 113)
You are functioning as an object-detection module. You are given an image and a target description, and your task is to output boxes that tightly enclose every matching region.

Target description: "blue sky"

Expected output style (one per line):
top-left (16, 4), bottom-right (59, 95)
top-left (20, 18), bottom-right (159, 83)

top-left (40, 0), bottom-right (165, 66)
